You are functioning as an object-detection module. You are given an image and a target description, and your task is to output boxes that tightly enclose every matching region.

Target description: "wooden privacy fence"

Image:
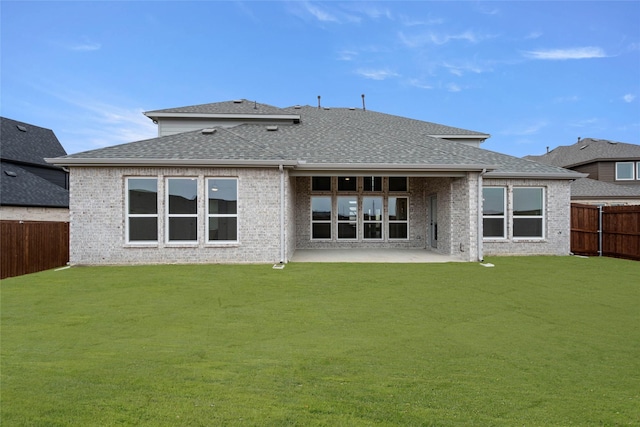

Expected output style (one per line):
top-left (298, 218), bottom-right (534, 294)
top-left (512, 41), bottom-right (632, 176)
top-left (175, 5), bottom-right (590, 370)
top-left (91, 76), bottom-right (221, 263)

top-left (1, 221), bottom-right (69, 279)
top-left (571, 204), bottom-right (640, 261)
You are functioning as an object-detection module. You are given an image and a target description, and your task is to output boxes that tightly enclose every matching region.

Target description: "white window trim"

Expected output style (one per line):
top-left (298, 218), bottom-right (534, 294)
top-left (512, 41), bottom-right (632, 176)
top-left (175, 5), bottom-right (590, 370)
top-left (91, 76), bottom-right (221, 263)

top-left (512, 187), bottom-right (545, 240)
top-left (337, 196), bottom-right (358, 240)
top-left (206, 177), bottom-right (238, 244)
top-left (616, 162), bottom-right (635, 181)
top-left (165, 177), bottom-right (198, 244)
top-left (388, 196), bottom-right (409, 240)
top-left (125, 177), bottom-right (158, 245)
top-left (637, 162), bottom-right (640, 181)
top-left (363, 196), bottom-right (384, 240)
top-left (310, 196), bottom-right (332, 241)
top-left (482, 187), bottom-right (507, 240)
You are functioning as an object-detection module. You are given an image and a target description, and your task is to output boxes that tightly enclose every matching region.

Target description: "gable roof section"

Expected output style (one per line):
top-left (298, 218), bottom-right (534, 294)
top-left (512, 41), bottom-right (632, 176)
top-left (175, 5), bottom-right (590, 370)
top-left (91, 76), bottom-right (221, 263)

top-left (1, 117), bottom-right (67, 167)
top-left (1, 162), bottom-right (69, 208)
top-left (525, 138), bottom-right (640, 168)
top-left (145, 99), bottom-right (301, 121)
top-left (50, 102), bottom-right (582, 179)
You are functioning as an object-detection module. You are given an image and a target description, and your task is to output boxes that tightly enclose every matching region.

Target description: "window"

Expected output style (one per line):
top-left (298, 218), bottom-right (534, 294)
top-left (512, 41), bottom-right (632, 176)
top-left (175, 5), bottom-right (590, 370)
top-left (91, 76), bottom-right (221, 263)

top-left (389, 177), bottom-right (408, 192)
top-left (637, 163), bottom-right (640, 181)
top-left (207, 178), bottom-right (237, 242)
top-left (311, 196), bottom-right (332, 239)
top-left (389, 197), bottom-right (408, 239)
top-left (363, 196), bottom-right (383, 239)
top-left (363, 176), bottom-right (382, 192)
top-left (513, 187), bottom-right (544, 238)
top-left (337, 196), bottom-right (357, 239)
top-left (312, 176), bottom-right (331, 191)
top-left (167, 178), bottom-right (198, 242)
top-left (126, 178), bottom-right (158, 242)
top-left (616, 162), bottom-right (635, 181)
top-left (338, 176), bottom-right (357, 192)
top-left (483, 187), bottom-right (506, 238)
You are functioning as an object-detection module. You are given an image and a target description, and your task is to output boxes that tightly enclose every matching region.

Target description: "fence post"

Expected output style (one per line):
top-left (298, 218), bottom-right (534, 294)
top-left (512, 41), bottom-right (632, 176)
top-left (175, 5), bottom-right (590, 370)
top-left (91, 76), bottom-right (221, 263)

top-left (598, 205), bottom-right (603, 257)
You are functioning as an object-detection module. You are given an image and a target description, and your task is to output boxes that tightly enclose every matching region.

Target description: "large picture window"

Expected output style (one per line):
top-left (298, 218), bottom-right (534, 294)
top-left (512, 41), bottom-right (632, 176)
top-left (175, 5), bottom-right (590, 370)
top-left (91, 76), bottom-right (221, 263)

top-left (483, 187), bottom-right (506, 238)
top-left (207, 178), bottom-right (238, 242)
top-left (513, 187), bottom-right (544, 238)
top-left (363, 196), bottom-right (383, 239)
top-left (126, 178), bottom-right (158, 243)
top-left (311, 196), bottom-right (332, 239)
top-left (337, 196), bottom-right (357, 239)
top-left (167, 178), bottom-right (198, 242)
top-left (388, 197), bottom-right (408, 239)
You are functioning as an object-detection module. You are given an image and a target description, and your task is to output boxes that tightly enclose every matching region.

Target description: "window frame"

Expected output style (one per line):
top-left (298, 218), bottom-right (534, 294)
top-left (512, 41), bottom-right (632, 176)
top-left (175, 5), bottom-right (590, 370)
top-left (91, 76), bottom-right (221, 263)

top-left (512, 187), bottom-right (545, 240)
top-left (637, 162), bottom-right (640, 181)
top-left (388, 196), bottom-right (409, 240)
top-left (166, 177), bottom-right (199, 244)
top-left (337, 196), bottom-right (358, 240)
top-left (125, 177), bottom-right (158, 244)
top-left (362, 196), bottom-right (383, 240)
top-left (482, 187), bottom-right (507, 240)
top-left (615, 162), bottom-right (635, 181)
top-left (206, 177), bottom-right (238, 244)
top-left (311, 196), bottom-right (332, 240)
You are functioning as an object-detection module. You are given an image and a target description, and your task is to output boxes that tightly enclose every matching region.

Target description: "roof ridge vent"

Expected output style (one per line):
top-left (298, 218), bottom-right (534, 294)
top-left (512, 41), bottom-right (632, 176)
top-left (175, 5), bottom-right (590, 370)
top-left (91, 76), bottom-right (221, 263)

top-left (202, 128), bottom-right (216, 134)
top-left (17, 125), bottom-right (27, 132)
top-left (233, 99), bottom-right (243, 103)
top-left (266, 125), bottom-right (278, 131)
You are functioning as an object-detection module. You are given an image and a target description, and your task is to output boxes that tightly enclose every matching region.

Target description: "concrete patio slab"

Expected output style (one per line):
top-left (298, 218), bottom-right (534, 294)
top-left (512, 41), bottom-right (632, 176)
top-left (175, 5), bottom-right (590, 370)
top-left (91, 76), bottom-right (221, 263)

top-left (290, 249), bottom-right (464, 263)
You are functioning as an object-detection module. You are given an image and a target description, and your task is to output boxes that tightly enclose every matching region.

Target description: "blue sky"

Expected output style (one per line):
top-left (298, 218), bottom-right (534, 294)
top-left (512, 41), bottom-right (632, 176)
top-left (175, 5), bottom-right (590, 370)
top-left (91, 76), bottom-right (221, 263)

top-left (1, 1), bottom-right (639, 157)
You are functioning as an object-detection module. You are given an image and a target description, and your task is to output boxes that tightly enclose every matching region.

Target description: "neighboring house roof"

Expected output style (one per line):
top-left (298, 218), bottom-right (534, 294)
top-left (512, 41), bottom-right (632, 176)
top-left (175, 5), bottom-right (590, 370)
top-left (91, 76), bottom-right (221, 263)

top-left (524, 138), bottom-right (640, 168)
top-left (49, 101), bottom-right (582, 180)
top-left (570, 177), bottom-right (640, 200)
top-left (1, 117), bottom-right (69, 208)
top-left (1, 162), bottom-right (69, 207)
top-left (1, 117), bottom-right (67, 166)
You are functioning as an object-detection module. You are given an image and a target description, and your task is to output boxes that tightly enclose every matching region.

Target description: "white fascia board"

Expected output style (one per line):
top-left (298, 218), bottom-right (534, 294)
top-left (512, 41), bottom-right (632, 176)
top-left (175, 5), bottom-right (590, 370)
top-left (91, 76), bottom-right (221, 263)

top-left (485, 171), bottom-right (588, 180)
top-left (144, 112), bottom-right (301, 121)
top-left (45, 158), bottom-right (298, 168)
top-left (290, 162), bottom-right (497, 176)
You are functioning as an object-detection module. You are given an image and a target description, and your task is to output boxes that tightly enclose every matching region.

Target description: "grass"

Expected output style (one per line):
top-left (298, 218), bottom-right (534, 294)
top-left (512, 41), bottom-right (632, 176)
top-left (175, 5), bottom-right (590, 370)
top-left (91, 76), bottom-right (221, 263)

top-left (1, 256), bottom-right (639, 426)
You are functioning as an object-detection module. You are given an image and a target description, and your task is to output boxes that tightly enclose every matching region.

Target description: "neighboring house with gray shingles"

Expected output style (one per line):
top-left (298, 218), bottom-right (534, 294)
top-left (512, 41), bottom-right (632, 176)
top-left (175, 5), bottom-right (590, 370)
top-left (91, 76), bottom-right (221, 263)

top-left (1, 117), bottom-right (69, 221)
top-left (525, 138), bottom-right (640, 205)
top-left (47, 100), bottom-right (584, 265)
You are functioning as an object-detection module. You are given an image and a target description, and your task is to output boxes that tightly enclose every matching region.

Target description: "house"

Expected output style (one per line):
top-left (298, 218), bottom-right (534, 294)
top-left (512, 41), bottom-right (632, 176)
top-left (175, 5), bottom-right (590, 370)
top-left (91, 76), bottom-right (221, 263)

top-left (525, 138), bottom-right (640, 205)
top-left (1, 117), bottom-right (69, 221)
top-left (1, 117), bottom-right (70, 278)
top-left (47, 99), bottom-right (584, 265)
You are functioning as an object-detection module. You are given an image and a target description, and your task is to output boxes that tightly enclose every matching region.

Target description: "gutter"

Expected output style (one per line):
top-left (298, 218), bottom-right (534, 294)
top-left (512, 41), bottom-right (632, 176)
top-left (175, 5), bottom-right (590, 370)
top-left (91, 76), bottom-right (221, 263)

top-left (485, 171), bottom-right (587, 180)
top-left (45, 158), bottom-right (299, 168)
top-left (144, 112), bottom-right (301, 121)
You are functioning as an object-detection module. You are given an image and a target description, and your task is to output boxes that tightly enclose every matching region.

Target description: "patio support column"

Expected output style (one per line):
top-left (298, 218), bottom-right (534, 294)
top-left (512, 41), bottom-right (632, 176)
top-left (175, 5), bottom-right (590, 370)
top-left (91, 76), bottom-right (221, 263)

top-left (477, 169), bottom-right (486, 262)
top-left (279, 164), bottom-right (285, 263)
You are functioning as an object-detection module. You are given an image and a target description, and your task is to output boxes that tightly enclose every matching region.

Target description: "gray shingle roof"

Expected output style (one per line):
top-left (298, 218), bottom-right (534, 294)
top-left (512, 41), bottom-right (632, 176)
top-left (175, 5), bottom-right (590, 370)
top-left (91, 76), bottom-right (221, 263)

top-left (1, 117), bottom-right (67, 166)
top-left (571, 177), bottom-right (640, 199)
top-left (53, 102), bottom-right (581, 179)
top-left (145, 99), bottom-right (300, 117)
top-left (525, 138), bottom-right (640, 168)
top-left (1, 162), bottom-right (69, 207)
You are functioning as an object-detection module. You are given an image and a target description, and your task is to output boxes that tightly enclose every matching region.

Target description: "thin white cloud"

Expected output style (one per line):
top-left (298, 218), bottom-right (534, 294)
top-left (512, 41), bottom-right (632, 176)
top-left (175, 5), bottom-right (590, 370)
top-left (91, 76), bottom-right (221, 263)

top-left (446, 83), bottom-right (462, 93)
top-left (304, 3), bottom-right (339, 22)
top-left (554, 95), bottom-right (580, 103)
top-left (355, 68), bottom-right (399, 80)
top-left (407, 79), bottom-right (433, 90)
top-left (623, 94), bottom-right (636, 103)
top-left (523, 47), bottom-right (607, 60)
top-left (525, 31), bottom-right (543, 40)
top-left (501, 121), bottom-right (548, 136)
top-left (70, 42), bottom-right (101, 52)
top-left (337, 50), bottom-right (358, 61)
top-left (399, 30), bottom-right (492, 48)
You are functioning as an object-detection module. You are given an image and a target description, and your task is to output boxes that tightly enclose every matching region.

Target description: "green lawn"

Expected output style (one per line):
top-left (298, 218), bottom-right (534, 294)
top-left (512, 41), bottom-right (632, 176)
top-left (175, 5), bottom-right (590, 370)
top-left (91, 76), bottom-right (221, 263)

top-left (1, 256), bottom-right (639, 426)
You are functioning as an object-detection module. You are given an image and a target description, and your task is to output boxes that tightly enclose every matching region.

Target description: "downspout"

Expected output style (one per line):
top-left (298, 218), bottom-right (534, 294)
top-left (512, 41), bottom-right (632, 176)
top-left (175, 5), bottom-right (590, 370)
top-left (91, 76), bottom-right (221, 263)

top-left (598, 205), bottom-right (603, 257)
top-left (279, 164), bottom-right (285, 264)
top-left (477, 169), bottom-right (487, 262)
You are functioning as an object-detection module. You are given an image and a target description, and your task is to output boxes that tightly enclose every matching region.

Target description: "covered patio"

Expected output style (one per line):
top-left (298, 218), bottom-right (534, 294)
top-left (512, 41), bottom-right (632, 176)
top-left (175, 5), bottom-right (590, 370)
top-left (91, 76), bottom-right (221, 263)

top-left (290, 248), bottom-right (463, 263)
